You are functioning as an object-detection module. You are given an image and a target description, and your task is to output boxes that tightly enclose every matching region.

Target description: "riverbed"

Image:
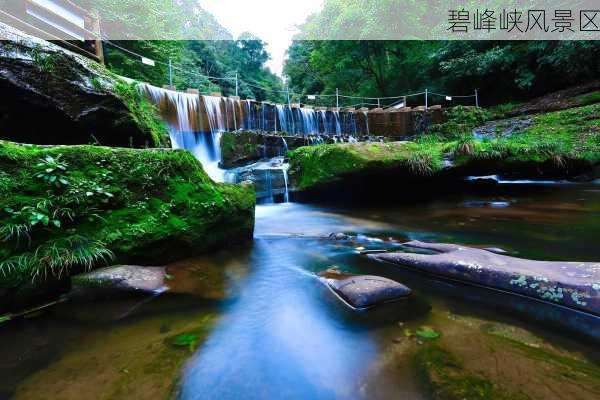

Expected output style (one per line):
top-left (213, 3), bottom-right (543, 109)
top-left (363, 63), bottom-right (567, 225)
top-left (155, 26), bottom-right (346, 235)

top-left (2, 182), bottom-right (599, 399)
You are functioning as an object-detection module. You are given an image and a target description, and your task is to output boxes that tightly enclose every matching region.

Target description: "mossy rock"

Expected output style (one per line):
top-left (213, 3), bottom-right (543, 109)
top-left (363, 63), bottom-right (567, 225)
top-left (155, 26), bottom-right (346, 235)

top-left (288, 141), bottom-right (446, 191)
top-left (0, 26), bottom-right (168, 148)
top-left (0, 141), bottom-right (255, 310)
top-left (288, 103), bottom-right (600, 193)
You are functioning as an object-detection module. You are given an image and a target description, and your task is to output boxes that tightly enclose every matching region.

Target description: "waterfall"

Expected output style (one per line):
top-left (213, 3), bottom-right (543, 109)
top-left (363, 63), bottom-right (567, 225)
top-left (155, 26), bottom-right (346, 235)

top-left (138, 83), bottom-right (230, 182)
top-left (200, 95), bottom-right (227, 181)
top-left (363, 111), bottom-right (370, 135)
top-left (317, 110), bottom-right (327, 134)
top-left (333, 111), bottom-right (341, 135)
top-left (299, 108), bottom-right (317, 135)
top-left (282, 163), bottom-right (290, 203)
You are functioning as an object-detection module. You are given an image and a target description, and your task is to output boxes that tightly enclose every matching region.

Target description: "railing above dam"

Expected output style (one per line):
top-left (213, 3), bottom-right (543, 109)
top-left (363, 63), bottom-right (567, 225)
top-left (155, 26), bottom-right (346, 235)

top-left (139, 83), bottom-right (445, 138)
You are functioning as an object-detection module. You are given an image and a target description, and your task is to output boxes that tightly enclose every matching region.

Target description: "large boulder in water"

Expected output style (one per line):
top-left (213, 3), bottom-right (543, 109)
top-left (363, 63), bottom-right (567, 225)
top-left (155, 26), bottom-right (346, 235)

top-left (369, 241), bottom-right (600, 315)
top-left (0, 22), bottom-right (167, 147)
top-left (321, 272), bottom-right (412, 310)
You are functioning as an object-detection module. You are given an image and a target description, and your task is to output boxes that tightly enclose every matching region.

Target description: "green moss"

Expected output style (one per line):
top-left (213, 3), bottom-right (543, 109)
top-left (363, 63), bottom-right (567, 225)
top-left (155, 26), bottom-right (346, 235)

top-left (113, 80), bottom-right (170, 148)
top-left (220, 131), bottom-right (237, 162)
top-left (289, 103), bottom-right (599, 191)
top-left (414, 345), bottom-right (530, 400)
top-left (220, 131), bottom-right (264, 167)
top-left (0, 141), bottom-right (255, 292)
top-left (576, 91), bottom-right (600, 106)
top-left (431, 106), bottom-right (491, 139)
top-left (487, 332), bottom-right (600, 381)
top-left (288, 142), bottom-right (445, 190)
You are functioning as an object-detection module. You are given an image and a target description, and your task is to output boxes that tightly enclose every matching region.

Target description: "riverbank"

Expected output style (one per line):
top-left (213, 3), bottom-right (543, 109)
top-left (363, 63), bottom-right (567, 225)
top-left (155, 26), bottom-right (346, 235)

top-left (288, 103), bottom-right (600, 194)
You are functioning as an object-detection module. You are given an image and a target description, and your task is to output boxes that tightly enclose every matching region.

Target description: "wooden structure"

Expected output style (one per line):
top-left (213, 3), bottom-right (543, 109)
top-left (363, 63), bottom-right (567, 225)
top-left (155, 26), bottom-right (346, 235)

top-left (0, 0), bottom-right (103, 62)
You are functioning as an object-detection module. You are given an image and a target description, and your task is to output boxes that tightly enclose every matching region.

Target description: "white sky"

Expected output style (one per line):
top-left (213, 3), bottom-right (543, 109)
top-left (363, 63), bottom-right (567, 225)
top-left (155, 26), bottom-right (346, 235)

top-left (198, 0), bottom-right (323, 76)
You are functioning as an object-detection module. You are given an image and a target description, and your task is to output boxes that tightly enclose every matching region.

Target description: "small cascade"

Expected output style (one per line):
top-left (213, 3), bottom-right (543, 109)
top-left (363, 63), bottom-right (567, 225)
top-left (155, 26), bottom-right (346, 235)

top-left (363, 111), bottom-right (370, 135)
top-left (140, 84), bottom-right (223, 181)
top-left (299, 108), bottom-right (318, 134)
top-left (282, 163), bottom-right (290, 203)
top-left (333, 110), bottom-right (341, 135)
top-left (200, 95), bottom-right (227, 181)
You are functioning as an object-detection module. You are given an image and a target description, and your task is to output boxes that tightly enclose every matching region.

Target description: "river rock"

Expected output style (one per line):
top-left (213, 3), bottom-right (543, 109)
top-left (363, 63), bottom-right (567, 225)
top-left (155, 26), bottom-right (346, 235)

top-left (369, 241), bottom-right (600, 315)
top-left (323, 275), bottom-right (412, 310)
top-left (71, 265), bottom-right (168, 294)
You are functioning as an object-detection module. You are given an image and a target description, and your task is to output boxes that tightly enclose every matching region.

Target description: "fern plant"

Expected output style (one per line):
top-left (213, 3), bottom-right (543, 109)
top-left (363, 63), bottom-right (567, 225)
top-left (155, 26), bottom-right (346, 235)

top-left (0, 235), bottom-right (114, 282)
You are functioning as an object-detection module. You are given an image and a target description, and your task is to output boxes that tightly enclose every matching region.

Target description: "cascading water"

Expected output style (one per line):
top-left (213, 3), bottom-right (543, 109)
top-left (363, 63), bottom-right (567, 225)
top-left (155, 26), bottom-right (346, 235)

top-left (200, 95), bottom-right (227, 181)
top-left (333, 111), bottom-right (342, 135)
top-left (140, 84), bottom-right (224, 182)
top-left (299, 108), bottom-right (318, 135)
top-left (139, 82), bottom-right (368, 200)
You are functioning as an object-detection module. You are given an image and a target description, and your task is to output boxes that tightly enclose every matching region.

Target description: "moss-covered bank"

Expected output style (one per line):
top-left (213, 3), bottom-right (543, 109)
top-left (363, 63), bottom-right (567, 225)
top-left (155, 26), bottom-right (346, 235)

top-left (289, 103), bottom-right (600, 192)
top-left (0, 141), bottom-right (255, 309)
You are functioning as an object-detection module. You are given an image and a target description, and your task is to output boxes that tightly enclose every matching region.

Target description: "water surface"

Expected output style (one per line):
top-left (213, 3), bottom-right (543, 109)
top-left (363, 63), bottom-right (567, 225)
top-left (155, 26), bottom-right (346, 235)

top-left (2, 182), bottom-right (600, 400)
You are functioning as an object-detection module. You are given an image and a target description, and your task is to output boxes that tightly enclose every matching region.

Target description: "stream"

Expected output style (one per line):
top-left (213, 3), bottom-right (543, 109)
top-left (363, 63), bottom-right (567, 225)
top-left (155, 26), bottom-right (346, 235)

top-left (1, 182), bottom-right (600, 399)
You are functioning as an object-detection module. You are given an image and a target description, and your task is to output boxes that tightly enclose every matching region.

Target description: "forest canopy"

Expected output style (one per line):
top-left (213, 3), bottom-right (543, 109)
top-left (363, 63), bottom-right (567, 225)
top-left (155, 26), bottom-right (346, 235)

top-left (82, 0), bottom-right (285, 102)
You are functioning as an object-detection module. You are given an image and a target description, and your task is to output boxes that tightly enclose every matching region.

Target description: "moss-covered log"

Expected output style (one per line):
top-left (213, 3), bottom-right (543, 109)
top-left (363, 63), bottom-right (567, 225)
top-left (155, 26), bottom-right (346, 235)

top-left (0, 141), bottom-right (255, 309)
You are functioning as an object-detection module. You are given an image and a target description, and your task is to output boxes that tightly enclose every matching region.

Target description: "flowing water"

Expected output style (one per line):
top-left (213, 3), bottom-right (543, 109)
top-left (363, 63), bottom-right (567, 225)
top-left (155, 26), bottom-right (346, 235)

top-left (2, 182), bottom-right (600, 400)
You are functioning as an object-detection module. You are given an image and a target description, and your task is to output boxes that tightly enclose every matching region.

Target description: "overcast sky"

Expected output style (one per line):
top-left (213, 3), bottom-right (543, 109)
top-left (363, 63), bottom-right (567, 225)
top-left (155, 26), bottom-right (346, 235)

top-left (198, 0), bottom-right (323, 76)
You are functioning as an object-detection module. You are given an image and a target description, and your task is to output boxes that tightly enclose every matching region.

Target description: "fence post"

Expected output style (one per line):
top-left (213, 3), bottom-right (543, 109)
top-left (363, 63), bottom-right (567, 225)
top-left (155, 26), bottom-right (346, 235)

top-left (287, 87), bottom-right (291, 107)
top-left (168, 58), bottom-right (173, 88)
top-left (336, 88), bottom-right (339, 108)
top-left (475, 89), bottom-right (479, 108)
top-left (377, 98), bottom-right (381, 108)
top-left (235, 72), bottom-right (239, 97)
top-left (425, 89), bottom-right (428, 110)
top-left (404, 96), bottom-right (407, 108)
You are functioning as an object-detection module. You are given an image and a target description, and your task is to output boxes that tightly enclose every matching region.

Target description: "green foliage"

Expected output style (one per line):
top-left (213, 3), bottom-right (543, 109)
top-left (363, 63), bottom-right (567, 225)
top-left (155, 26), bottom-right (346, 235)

top-left (285, 3), bottom-right (600, 106)
top-left (416, 326), bottom-right (441, 340)
top-left (34, 155), bottom-right (69, 188)
top-left (30, 45), bottom-right (56, 73)
top-left (0, 141), bottom-right (255, 289)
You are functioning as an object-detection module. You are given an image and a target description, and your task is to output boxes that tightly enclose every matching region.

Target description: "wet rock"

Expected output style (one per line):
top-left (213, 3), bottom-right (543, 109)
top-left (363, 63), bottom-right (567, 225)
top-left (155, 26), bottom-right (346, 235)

top-left (360, 249), bottom-right (388, 255)
top-left (483, 247), bottom-right (509, 255)
top-left (0, 23), bottom-right (164, 147)
top-left (71, 265), bottom-right (168, 294)
top-left (370, 241), bottom-right (600, 315)
top-left (329, 232), bottom-right (351, 241)
top-left (323, 275), bottom-right (412, 310)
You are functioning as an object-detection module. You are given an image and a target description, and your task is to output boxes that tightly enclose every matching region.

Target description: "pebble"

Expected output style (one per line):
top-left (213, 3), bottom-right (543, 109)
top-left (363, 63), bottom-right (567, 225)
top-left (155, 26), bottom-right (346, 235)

top-left (393, 337), bottom-right (403, 343)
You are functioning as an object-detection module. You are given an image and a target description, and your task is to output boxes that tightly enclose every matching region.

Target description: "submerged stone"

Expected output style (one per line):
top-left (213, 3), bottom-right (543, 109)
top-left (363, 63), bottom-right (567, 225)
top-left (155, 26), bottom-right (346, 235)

top-left (72, 265), bottom-right (168, 294)
top-left (323, 274), bottom-right (412, 310)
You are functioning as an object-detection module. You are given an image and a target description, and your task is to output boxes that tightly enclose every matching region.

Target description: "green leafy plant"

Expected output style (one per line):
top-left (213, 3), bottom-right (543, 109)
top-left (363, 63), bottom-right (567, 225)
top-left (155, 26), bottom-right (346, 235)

top-left (416, 326), bottom-right (441, 340)
top-left (30, 45), bottom-right (56, 73)
top-left (34, 155), bottom-right (69, 188)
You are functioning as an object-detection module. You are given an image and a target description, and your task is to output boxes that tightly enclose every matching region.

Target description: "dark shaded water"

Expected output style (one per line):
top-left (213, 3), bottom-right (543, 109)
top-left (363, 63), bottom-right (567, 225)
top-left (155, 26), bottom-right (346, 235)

top-left (2, 182), bottom-right (600, 399)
